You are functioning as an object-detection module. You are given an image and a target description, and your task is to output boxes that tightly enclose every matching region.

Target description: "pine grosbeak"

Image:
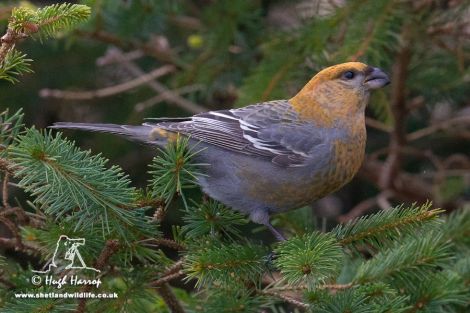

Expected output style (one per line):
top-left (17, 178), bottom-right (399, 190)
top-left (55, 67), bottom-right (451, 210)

top-left (52, 62), bottom-right (390, 240)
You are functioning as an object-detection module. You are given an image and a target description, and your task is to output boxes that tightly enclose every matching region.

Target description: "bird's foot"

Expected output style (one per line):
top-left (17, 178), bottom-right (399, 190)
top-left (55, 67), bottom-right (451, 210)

top-left (266, 223), bottom-right (286, 241)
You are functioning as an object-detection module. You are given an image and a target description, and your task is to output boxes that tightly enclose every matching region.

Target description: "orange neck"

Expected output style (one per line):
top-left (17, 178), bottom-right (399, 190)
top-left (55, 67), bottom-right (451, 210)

top-left (290, 80), bottom-right (368, 129)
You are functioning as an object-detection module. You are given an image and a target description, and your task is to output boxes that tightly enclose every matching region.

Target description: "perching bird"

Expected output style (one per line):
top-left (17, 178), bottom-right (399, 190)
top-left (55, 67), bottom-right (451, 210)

top-left (51, 62), bottom-right (390, 240)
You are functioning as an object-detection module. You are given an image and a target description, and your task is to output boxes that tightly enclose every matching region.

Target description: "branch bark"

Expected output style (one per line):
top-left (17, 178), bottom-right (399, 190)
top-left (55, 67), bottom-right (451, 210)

top-left (379, 28), bottom-right (411, 190)
top-left (40, 65), bottom-right (175, 100)
top-left (76, 239), bottom-right (120, 313)
top-left (105, 47), bottom-right (206, 114)
top-left (155, 283), bottom-right (187, 313)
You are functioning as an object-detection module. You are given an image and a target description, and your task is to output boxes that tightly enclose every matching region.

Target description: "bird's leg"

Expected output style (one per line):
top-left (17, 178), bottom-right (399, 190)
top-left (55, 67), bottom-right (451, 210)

top-left (249, 208), bottom-right (286, 241)
top-left (266, 222), bottom-right (286, 241)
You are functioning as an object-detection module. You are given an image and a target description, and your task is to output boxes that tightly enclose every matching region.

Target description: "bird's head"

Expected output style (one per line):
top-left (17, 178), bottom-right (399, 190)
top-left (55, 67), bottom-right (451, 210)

top-left (290, 62), bottom-right (390, 127)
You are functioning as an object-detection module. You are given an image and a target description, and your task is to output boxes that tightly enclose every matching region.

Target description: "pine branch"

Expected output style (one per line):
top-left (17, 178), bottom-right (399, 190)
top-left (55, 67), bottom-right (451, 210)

top-left (98, 48), bottom-right (205, 113)
top-left (76, 239), bottom-right (120, 313)
top-left (405, 272), bottom-right (469, 312)
top-left (333, 202), bottom-right (442, 249)
top-left (155, 283), bottom-right (187, 313)
top-left (149, 136), bottom-right (207, 210)
top-left (202, 289), bottom-right (268, 313)
top-left (0, 109), bottom-right (24, 154)
top-left (182, 199), bottom-right (247, 240)
top-left (0, 3), bottom-right (90, 83)
top-left (8, 4), bottom-right (90, 41)
top-left (258, 289), bottom-right (309, 310)
top-left (309, 288), bottom-right (374, 313)
top-left (442, 207), bottom-right (470, 248)
top-left (151, 270), bottom-right (185, 287)
top-left (0, 49), bottom-right (33, 83)
top-left (1, 299), bottom-right (76, 313)
top-left (354, 231), bottom-right (453, 284)
top-left (0, 237), bottom-right (39, 254)
top-left (8, 129), bottom-right (155, 240)
top-left (150, 259), bottom-right (185, 287)
top-left (34, 4), bottom-right (91, 40)
top-left (39, 65), bottom-right (175, 100)
top-left (274, 232), bottom-right (343, 289)
top-left (184, 240), bottom-right (266, 287)
top-left (142, 238), bottom-right (186, 251)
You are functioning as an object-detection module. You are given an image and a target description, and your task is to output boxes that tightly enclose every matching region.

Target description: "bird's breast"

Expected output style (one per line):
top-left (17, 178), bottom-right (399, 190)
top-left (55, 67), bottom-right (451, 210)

top-left (313, 136), bottom-right (366, 196)
top-left (237, 132), bottom-right (366, 211)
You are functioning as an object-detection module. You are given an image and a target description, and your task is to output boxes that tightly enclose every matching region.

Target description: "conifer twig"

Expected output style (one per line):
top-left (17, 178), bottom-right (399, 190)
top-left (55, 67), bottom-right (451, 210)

top-left (379, 26), bottom-right (411, 190)
top-left (150, 259), bottom-right (185, 287)
top-left (365, 117), bottom-right (392, 133)
top-left (155, 283), bottom-right (187, 313)
top-left (0, 157), bottom-right (19, 174)
top-left (258, 289), bottom-right (309, 310)
top-left (0, 273), bottom-right (16, 289)
top-left (406, 116), bottom-right (470, 141)
top-left (142, 238), bottom-right (186, 251)
top-left (105, 48), bottom-right (206, 113)
top-left (2, 172), bottom-right (9, 208)
top-left (76, 239), bottom-right (119, 313)
top-left (350, 0), bottom-right (394, 61)
top-left (360, 158), bottom-right (433, 204)
top-left (40, 65), bottom-right (175, 100)
top-left (0, 206), bottom-right (28, 224)
top-left (151, 270), bottom-right (185, 287)
top-left (338, 206), bottom-right (440, 246)
top-left (318, 282), bottom-right (353, 290)
top-left (76, 30), bottom-right (179, 66)
top-left (0, 28), bottom-right (23, 64)
top-left (134, 84), bottom-right (203, 112)
top-left (0, 216), bottom-right (22, 248)
top-left (0, 237), bottom-right (38, 254)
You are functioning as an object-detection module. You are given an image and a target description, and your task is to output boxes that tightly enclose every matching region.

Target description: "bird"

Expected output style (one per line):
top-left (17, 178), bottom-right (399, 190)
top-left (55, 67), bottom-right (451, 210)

top-left (51, 62), bottom-right (390, 241)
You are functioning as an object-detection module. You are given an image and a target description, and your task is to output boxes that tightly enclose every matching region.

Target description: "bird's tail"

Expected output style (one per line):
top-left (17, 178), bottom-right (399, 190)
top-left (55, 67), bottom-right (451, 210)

top-left (50, 122), bottom-right (161, 145)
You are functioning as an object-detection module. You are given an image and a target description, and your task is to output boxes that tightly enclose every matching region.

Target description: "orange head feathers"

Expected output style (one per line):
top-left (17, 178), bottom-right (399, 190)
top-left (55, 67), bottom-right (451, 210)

top-left (290, 62), bottom-right (390, 127)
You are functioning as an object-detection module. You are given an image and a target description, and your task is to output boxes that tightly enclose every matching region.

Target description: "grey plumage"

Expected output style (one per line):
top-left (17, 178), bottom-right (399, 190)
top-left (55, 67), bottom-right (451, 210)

top-left (51, 100), bottom-right (334, 241)
top-left (51, 103), bottom-right (341, 241)
top-left (50, 122), bottom-right (158, 144)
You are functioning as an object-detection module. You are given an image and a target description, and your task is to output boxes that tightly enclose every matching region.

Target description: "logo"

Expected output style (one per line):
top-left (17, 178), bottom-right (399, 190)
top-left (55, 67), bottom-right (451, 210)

top-left (33, 235), bottom-right (100, 273)
top-left (31, 235), bottom-right (102, 289)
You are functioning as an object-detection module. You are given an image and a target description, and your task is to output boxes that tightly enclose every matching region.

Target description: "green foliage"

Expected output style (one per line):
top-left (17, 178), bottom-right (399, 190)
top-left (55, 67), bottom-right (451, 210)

top-left (354, 231), bottom-right (453, 284)
top-left (0, 108), bottom-right (24, 150)
top-left (442, 207), bottom-right (470, 250)
top-left (184, 239), bottom-right (267, 287)
top-left (149, 136), bottom-right (206, 209)
top-left (0, 2), bottom-right (90, 83)
top-left (182, 199), bottom-right (248, 239)
top-left (333, 202), bottom-right (442, 250)
top-left (312, 288), bottom-right (376, 313)
top-left (9, 3), bottom-right (90, 40)
top-left (90, 270), bottom-right (165, 313)
top-left (34, 4), bottom-right (91, 40)
top-left (403, 272), bottom-right (470, 312)
top-left (0, 299), bottom-right (76, 313)
top-left (0, 50), bottom-right (33, 83)
top-left (274, 232), bottom-right (343, 288)
top-left (21, 221), bottom-right (103, 263)
top-left (309, 285), bottom-right (410, 313)
top-left (8, 128), bottom-right (155, 240)
top-left (199, 289), bottom-right (267, 313)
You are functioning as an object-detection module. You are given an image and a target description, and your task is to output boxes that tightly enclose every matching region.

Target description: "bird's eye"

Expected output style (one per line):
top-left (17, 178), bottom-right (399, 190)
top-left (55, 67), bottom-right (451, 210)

top-left (343, 71), bottom-right (355, 80)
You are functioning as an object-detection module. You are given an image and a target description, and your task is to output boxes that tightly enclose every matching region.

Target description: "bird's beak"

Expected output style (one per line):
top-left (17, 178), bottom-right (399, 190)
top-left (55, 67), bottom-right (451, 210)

top-left (364, 67), bottom-right (390, 90)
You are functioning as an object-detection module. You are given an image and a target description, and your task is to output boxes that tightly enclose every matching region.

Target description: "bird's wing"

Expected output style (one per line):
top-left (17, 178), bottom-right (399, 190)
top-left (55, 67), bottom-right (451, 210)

top-left (149, 100), bottom-right (325, 167)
